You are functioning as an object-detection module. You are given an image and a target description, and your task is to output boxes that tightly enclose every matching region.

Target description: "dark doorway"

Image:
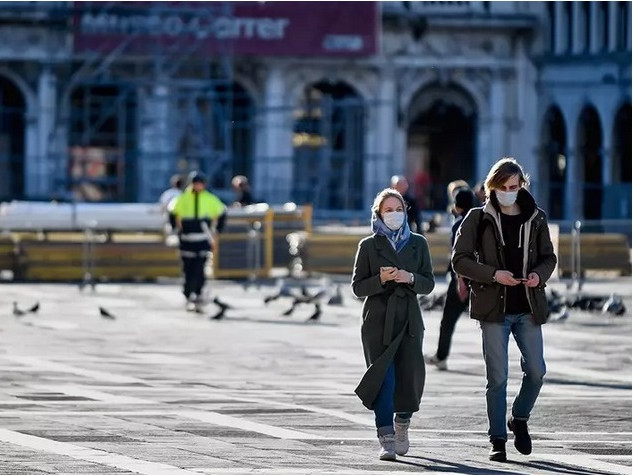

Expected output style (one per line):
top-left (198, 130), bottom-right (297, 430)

top-left (540, 106), bottom-right (567, 220)
top-left (292, 81), bottom-right (364, 210)
top-left (576, 105), bottom-right (603, 220)
top-left (407, 85), bottom-right (477, 211)
top-left (69, 84), bottom-right (138, 201)
top-left (0, 76), bottom-right (26, 201)
top-left (608, 103), bottom-right (632, 219)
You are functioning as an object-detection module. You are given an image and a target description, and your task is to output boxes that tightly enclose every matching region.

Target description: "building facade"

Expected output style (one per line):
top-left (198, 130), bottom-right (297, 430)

top-left (0, 1), bottom-right (630, 223)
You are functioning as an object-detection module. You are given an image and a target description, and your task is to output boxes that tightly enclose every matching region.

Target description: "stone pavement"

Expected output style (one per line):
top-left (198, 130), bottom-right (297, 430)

top-left (0, 276), bottom-right (630, 475)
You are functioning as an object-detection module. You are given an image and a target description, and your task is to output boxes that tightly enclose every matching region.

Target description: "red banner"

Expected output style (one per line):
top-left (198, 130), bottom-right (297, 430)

top-left (73, 2), bottom-right (379, 57)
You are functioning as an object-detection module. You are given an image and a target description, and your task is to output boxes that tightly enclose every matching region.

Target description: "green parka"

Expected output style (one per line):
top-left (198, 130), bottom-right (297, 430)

top-left (351, 233), bottom-right (435, 412)
top-left (452, 189), bottom-right (557, 324)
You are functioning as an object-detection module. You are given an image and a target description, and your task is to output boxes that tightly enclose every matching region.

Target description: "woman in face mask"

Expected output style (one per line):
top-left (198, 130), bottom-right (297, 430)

top-left (351, 188), bottom-right (435, 461)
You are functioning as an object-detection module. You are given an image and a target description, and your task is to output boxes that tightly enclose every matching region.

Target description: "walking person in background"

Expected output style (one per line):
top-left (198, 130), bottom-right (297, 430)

top-left (173, 171), bottom-right (227, 311)
top-left (231, 175), bottom-right (254, 207)
top-left (159, 174), bottom-right (184, 233)
top-left (390, 175), bottom-right (423, 234)
top-left (452, 158), bottom-right (557, 462)
top-left (352, 188), bottom-right (435, 461)
top-left (425, 187), bottom-right (476, 371)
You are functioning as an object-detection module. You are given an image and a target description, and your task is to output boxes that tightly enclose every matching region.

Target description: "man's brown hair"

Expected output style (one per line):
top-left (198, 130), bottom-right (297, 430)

top-left (484, 157), bottom-right (530, 198)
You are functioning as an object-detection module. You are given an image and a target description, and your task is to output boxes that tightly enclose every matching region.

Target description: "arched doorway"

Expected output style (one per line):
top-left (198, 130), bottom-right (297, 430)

top-left (539, 106), bottom-right (567, 220)
top-left (292, 81), bottom-right (364, 210)
top-left (406, 84), bottom-right (477, 211)
top-left (69, 84), bottom-right (138, 201)
top-left (610, 103), bottom-right (632, 218)
top-left (175, 82), bottom-right (255, 192)
top-left (575, 105), bottom-right (603, 220)
top-left (0, 76), bottom-right (26, 201)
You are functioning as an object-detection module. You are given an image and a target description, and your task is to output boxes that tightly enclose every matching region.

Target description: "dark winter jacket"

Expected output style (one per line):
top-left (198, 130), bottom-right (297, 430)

top-left (351, 233), bottom-right (435, 412)
top-left (451, 189), bottom-right (557, 324)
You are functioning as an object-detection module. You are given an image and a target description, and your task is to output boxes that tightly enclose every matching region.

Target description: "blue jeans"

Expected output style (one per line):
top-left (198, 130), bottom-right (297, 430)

top-left (481, 313), bottom-right (546, 441)
top-left (373, 362), bottom-right (412, 435)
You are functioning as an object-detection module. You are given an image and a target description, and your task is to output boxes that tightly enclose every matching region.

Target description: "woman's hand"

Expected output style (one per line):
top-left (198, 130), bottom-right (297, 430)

top-left (394, 269), bottom-right (413, 284)
top-left (379, 266), bottom-right (397, 284)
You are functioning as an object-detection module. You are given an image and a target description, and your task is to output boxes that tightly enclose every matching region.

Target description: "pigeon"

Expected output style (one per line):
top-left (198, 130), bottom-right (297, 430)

top-left (327, 285), bottom-right (343, 306)
top-left (12, 302), bottom-right (27, 317)
top-left (602, 293), bottom-right (626, 316)
top-left (213, 297), bottom-right (233, 311)
top-left (306, 304), bottom-right (322, 322)
top-left (99, 306), bottom-right (116, 320)
top-left (28, 302), bottom-right (40, 314)
top-left (210, 307), bottom-right (226, 320)
top-left (264, 280), bottom-right (294, 304)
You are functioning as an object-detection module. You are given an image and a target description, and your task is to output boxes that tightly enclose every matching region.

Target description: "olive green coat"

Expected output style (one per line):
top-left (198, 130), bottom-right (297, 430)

top-left (351, 233), bottom-right (435, 412)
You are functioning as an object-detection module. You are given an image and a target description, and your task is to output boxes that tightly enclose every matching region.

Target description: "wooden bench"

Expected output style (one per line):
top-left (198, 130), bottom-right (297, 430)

top-left (295, 231), bottom-right (631, 277)
top-left (16, 240), bottom-right (181, 282)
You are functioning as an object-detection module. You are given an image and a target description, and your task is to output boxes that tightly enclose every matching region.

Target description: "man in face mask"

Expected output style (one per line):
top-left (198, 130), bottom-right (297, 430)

top-left (451, 158), bottom-right (557, 463)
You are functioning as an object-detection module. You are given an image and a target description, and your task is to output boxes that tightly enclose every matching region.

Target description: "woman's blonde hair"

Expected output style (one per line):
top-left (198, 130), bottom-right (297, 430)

top-left (484, 157), bottom-right (530, 198)
top-left (371, 188), bottom-right (406, 216)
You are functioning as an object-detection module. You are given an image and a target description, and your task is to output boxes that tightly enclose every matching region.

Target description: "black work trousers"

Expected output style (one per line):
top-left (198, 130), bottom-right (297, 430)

top-left (435, 276), bottom-right (469, 361)
top-left (181, 256), bottom-right (207, 299)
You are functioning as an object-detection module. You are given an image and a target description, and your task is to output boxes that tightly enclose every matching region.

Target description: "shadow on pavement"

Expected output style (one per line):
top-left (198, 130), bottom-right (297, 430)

top-left (546, 377), bottom-right (632, 390)
top-left (506, 459), bottom-right (617, 475)
top-left (402, 455), bottom-right (525, 473)
top-left (213, 315), bottom-right (340, 327)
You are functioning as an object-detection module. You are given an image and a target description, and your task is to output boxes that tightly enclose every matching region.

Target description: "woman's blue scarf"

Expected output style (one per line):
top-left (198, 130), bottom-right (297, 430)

top-left (371, 212), bottom-right (411, 253)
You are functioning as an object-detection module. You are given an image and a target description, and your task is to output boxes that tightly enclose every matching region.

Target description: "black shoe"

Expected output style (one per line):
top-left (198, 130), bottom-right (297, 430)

top-left (508, 417), bottom-right (532, 455)
top-left (488, 439), bottom-right (506, 462)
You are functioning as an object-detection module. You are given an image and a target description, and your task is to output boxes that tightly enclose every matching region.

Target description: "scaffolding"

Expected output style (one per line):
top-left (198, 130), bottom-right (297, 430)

top-left (39, 1), bottom-right (239, 203)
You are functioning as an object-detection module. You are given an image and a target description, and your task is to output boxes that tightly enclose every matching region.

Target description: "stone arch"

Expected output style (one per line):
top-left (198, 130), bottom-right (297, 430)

top-left (575, 104), bottom-right (603, 220)
top-left (405, 82), bottom-right (478, 210)
top-left (539, 104), bottom-right (567, 219)
top-left (0, 74), bottom-right (28, 200)
top-left (292, 79), bottom-right (365, 210)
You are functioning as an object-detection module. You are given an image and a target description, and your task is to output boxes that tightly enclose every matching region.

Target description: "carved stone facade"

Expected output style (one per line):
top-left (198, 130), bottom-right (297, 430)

top-left (0, 2), bottom-right (630, 220)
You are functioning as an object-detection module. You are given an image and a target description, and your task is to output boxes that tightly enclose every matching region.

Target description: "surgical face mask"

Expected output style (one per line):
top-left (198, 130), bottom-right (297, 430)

top-left (496, 190), bottom-right (518, 207)
top-left (382, 211), bottom-right (405, 231)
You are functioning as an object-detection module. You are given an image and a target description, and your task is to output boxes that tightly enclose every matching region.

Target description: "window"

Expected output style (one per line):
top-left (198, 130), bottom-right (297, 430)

top-left (598, 2), bottom-right (609, 51)
top-left (581, 2), bottom-right (590, 52)
top-left (564, 2), bottom-right (573, 53)
top-left (617, 1), bottom-right (629, 50)
top-left (547, 2), bottom-right (556, 52)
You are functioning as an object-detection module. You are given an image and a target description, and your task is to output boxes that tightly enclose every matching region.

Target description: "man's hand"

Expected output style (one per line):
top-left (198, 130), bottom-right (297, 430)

top-left (524, 272), bottom-right (540, 288)
top-left (379, 266), bottom-right (397, 284)
top-left (394, 269), bottom-right (413, 284)
top-left (493, 270), bottom-right (521, 286)
top-left (457, 276), bottom-right (469, 301)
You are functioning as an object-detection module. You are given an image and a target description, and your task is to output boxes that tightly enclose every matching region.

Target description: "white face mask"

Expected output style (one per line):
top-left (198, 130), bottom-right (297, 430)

top-left (496, 190), bottom-right (518, 207)
top-left (382, 211), bottom-right (405, 231)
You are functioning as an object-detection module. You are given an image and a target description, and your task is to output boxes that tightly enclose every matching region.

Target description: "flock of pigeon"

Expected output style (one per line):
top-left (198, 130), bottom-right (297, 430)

top-left (10, 281), bottom-right (626, 325)
top-left (417, 287), bottom-right (627, 322)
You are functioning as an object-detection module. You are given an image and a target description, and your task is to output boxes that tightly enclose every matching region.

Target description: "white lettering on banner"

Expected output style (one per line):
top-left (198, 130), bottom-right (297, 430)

top-left (322, 34), bottom-right (363, 51)
top-left (80, 13), bottom-right (290, 41)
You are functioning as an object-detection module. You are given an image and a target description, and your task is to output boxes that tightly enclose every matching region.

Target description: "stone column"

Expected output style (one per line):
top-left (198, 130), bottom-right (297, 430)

top-left (608, 2), bottom-right (618, 51)
top-left (27, 66), bottom-right (57, 198)
top-left (555, 2), bottom-right (567, 54)
top-left (366, 68), bottom-right (396, 208)
top-left (137, 84), bottom-right (173, 202)
top-left (590, 2), bottom-right (600, 53)
top-left (488, 71), bottom-right (507, 164)
top-left (254, 65), bottom-right (294, 204)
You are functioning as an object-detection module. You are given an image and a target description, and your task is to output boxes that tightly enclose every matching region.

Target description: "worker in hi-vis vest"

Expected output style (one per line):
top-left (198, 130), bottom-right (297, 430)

top-left (173, 171), bottom-right (226, 311)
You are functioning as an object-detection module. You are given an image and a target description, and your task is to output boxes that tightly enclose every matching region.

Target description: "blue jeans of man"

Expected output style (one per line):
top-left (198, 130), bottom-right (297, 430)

top-left (481, 313), bottom-right (546, 441)
top-left (373, 362), bottom-right (412, 435)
